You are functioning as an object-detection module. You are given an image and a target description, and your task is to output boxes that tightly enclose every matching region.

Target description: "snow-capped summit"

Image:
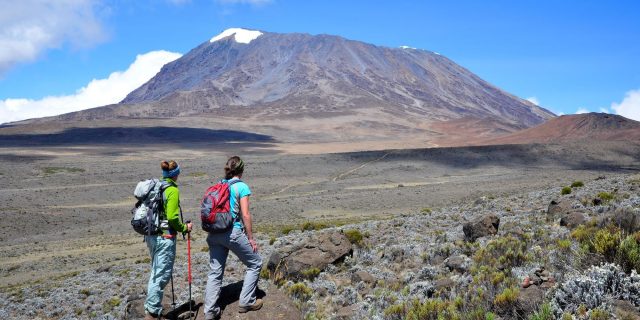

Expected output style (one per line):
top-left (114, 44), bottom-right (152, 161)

top-left (210, 28), bottom-right (263, 44)
top-left (399, 45), bottom-right (416, 50)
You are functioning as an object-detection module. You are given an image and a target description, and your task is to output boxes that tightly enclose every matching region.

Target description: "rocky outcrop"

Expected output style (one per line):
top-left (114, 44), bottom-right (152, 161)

top-left (267, 230), bottom-right (352, 280)
top-left (463, 214), bottom-right (500, 242)
top-left (547, 199), bottom-right (573, 222)
top-left (560, 212), bottom-right (586, 229)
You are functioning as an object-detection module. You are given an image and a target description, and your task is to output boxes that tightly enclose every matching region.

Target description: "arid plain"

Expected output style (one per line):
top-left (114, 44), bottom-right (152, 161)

top-left (1, 140), bottom-right (639, 291)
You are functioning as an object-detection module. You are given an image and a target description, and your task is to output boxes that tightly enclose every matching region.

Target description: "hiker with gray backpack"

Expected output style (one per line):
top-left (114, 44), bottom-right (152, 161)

top-left (132, 160), bottom-right (193, 320)
top-left (201, 156), bottom-right (263, 319)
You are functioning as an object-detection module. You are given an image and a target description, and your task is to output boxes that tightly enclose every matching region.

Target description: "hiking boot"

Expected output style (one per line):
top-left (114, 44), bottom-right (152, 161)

top-left (238, 298), bottom-right (263, 313)
top-left (205, 309), bottom-right (221, 320)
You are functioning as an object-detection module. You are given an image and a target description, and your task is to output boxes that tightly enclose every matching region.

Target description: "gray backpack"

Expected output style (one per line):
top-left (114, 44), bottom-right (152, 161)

top-left (131, 179), bottom-right (171, 235)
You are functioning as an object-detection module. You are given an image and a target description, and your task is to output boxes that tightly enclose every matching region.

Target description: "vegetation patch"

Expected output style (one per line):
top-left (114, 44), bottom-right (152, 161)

top-left (344, 229), bottom-right (364, 246)
top-left (301, 267), bottom-right (321, 280)
top-left (571, 181), bottom-right (585, 188)
top-left (571, 224), bottom-right (640, 273)
top-left (561, 186), bottom-right (572, 195)
top-left (597, 192), bottom-right (615, 203)
top-left (287, 282), bottom-right (313, 300)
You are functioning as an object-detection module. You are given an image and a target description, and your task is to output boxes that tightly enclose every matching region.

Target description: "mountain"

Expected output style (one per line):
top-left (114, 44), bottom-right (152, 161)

top-left (482, 113), bottom-right (640, 145)
top-left (13, 28), bottom-right (556, 151)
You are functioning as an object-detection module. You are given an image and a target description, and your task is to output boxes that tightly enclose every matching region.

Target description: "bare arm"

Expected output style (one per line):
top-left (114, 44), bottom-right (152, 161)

top-left (240, 196), bottom-right (258, 252)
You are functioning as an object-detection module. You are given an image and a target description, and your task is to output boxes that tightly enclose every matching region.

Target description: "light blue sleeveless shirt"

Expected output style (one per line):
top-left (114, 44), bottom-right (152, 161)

top-left (224, 178), bottom-right (251, 229)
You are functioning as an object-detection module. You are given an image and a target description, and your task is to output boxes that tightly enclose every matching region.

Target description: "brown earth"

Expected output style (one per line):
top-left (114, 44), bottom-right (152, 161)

top-left (1, 140), bottom-right (639, 292)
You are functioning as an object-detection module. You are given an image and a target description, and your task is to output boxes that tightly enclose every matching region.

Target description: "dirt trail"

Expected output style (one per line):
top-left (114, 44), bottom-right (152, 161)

top-left (332, 152), bottom-right (390, 181)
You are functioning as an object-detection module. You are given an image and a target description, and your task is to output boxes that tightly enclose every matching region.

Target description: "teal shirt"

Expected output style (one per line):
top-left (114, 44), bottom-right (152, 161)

top-left (224, 178), bottom-right (251, 229)
top-left (162, 177), bottom-right (187, 235)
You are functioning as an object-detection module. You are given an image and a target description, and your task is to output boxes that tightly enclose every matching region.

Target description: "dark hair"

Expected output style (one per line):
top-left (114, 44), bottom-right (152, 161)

top-left (161, 160), bottom-right (178, 171)
top-left (224, 156), bottom-right (244, 179)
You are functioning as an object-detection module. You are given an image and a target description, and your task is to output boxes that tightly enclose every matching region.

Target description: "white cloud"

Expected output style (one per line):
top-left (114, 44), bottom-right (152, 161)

top-left (0, 50), bottom-right (181, 124)
top-left (575, 108), bottom-right (590, 114)
top-left (525, 97), bottom-right (539, 105)
top-left (0, 0), bottom-right (107, 75)
top-left (611, 89), bottom-right (640, 121)
top-left (599, 107), bottom-right (610, 113)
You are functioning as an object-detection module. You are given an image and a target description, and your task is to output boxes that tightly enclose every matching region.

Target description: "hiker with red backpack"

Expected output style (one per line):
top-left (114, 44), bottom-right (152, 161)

top-left (201, 156), bottom-right (263, 319)
top-left (142, 160), bottom-right (193, 320)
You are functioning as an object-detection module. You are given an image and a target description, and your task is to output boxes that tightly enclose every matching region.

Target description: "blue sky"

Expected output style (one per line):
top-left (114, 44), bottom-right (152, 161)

top-left (1, 0), bottom-right (639, 123)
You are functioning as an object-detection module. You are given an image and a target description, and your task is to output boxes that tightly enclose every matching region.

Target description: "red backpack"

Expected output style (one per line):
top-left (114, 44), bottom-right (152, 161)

top-left (200, 179), bottom-right (241, 233)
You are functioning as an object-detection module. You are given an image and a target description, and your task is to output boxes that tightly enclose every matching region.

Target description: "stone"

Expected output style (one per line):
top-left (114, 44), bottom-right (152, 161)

top-left (463, 214), bottom-right (500, 242)
top-left (547, 199), bottom-right (572, 221)
top-left (444, 255), bottom-right (472, 273)
top-left (560, 211), bottom-right (586, 229)
top-left (336, 305), bottom-right (358, 319)
top-left (267, 230), bottom-right (353, 280)
top-left (612, 299), bottom-right (640, 319)
top-left (351, 270), bottom-right (375, 285)
top-left (516, 285), bottom-right (545, 315)
top-left (434, 277), bottom-right (455, 292)
top-left (599, 207), bottom-right (640, 233)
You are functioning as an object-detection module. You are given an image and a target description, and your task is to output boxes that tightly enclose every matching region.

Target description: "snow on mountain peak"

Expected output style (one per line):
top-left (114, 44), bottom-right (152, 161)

top-left (210, 28), bottom-right (263, 44)
top-left (400, 45), bottom-right (416, 50)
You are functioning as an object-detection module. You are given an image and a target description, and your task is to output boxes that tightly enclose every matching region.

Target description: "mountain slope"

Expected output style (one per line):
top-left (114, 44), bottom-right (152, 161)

top-left (67, 29), bottom-right (553, 128)
top-left (482, 113), bottom-right (640, 144)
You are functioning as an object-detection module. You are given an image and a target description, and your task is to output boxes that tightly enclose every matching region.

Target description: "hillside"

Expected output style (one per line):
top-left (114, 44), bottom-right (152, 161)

top-left (0, 28), bottom-right (554, 150)
top-left (483, 113), bottom-right (640, 145)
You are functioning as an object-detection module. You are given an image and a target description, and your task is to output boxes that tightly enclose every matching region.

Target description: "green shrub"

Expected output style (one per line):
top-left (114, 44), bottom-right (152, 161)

top-left (42, 166), bottom-right (85, 175)
top-left (617, 235), bottom-right (640, 273)
top-left (269, 236), bottom-right (276, 245)
top-left (287, 282), bottom-right (313, 300)
top-left (301, 268), bottom-right (321, 280)
top-left (301, 221), bottom-right (329, 231)
top-left (557, 239), bottom-right (572, 251)
top-left (561, 186), bottom-right (572, 195)
top-left (103, 297), bottom-right (121, 312)
top-left (571, 181), bottom-right (585, 188)
top-left (597, 192), bottom-right (614, 202)
top-left (493, 287), bottom-right (519, 307)
top-left (589, 308), bottom-right (610, 320)
top-left (281, 225), bottom-right (296, 235)
top-left (383, 303), bottom-right (404, 320)
top-left (344, 229), bottom-right (364, 246)
top-left (530, 303), bottom-right (554, 320)
top-left (593, 228), bottom-right (621, 258)
top-left (259, 267), bottom-right (270, 279)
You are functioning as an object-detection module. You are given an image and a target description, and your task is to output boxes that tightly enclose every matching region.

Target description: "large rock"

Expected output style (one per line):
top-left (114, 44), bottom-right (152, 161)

top-left (444, 255), bottom-right (472, 273)
top-left (599, 207), bottom-right (640, 233)
top-left (463, 214), bottom-right (500, 242)
top-left (560, 211), bottom-right (586, 229)
top-left (516, 285), bottom-right (545, 315)
top-left (267, 230), bottom-right (352, 280)
top-left (547, 199), bottom-right (573, 221)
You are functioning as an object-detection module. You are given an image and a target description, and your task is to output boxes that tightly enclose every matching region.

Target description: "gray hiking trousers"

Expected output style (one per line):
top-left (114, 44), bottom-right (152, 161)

top-left (204, 227), bottom-right (263, 317)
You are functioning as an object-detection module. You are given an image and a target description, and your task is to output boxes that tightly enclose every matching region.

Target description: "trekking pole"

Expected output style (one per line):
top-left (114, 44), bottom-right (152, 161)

top-left (170, 274), bottom-right (177, 311)
top-left (187, 220), bottom-right (193, 320)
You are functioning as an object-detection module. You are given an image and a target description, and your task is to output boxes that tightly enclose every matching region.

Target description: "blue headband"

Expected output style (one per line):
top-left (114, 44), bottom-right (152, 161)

top-left (162, 165), bottom-right (181, 178)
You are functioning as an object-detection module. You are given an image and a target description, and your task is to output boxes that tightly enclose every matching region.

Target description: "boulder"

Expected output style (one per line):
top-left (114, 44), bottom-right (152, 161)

top-left (613, 299), bottom-right (640, 319)
top-left (547, 199), bottom-right (573, 221)
top-left (560, 211), bottom-right (586, 229)
top-left (434, 277), bottom-right (455, 292)
top-left (267, 230), bottom-right (352, 280)
top-left (444, 255), bottom-right (472, 273)
top-left (599, 207), bottom-right (640, 233)
top-left (351, 270), bottom-right (375, 285)
top-left (516, 285), bottom-right (545, 315)
top-left (463, 214), bottom-right (500, 242)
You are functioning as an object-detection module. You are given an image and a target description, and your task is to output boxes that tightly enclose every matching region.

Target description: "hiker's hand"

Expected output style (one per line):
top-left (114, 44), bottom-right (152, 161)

top-left (249, 238), bottom-right (258, 252)
top-left (186, 222), bottom-right (193, 233)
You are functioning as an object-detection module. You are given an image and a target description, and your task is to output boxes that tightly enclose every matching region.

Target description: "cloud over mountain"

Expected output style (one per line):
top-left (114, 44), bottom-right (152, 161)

top-left (0, 0), bottom-right (107, 75)
top-left (0, 50), bottom-right (181, 124)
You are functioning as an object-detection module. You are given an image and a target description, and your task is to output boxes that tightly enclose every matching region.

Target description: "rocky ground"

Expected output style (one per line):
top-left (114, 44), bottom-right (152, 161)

top-left (1, 142), bottom-right (639, 319)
